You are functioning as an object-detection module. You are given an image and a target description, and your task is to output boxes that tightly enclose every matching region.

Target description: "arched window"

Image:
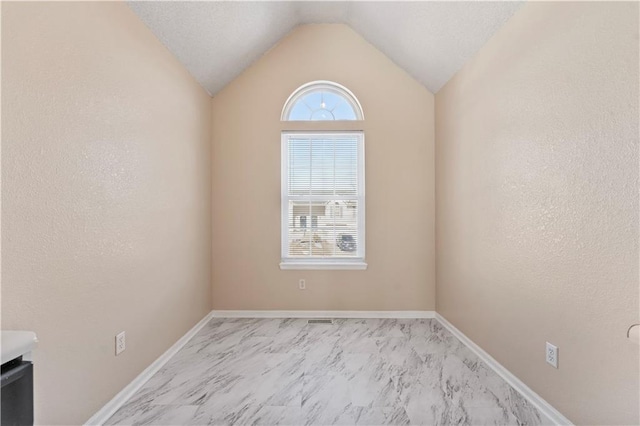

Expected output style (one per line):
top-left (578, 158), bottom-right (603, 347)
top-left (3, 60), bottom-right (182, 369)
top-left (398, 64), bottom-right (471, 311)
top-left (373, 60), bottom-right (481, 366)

top-left (281, 81), bottom-right (364, 121)
top-left (280, 81), bottom-right (366, 270)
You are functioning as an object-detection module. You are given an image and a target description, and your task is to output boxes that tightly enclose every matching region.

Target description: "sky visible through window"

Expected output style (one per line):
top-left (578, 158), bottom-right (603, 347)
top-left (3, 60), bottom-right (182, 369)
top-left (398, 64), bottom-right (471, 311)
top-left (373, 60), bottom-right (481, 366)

top-left (288, 90), bottom-right (358, 121)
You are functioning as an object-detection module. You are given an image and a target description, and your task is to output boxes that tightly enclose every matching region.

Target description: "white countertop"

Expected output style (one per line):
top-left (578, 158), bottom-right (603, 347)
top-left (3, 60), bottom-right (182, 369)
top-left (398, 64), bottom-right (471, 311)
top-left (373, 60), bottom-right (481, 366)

top-left (1, 331), bottom-right (38, 364)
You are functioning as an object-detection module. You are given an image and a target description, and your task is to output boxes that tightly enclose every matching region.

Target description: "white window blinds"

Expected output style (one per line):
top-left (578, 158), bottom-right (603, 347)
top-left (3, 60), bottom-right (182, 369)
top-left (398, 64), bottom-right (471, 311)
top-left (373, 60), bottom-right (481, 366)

top-left (281, 132), bottom-right (365, 268)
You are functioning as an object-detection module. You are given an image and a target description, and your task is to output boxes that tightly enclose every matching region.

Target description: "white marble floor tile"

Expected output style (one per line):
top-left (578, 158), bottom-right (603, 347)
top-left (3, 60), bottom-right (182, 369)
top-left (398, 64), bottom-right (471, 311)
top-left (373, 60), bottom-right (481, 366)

top-left (105, 404), bottom-right (199, 425)
top-left (105, 318), bottom-right (549, 426)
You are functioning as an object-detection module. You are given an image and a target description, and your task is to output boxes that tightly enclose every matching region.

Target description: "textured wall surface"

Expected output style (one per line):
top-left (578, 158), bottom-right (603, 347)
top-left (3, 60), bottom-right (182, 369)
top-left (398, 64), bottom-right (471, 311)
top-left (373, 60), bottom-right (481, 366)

top-left (211, 24), bottom-right (435, 311)
top-left (1, 2), bottom-right (212, 424)
top-left (435, 2), bottom-right (639, 424)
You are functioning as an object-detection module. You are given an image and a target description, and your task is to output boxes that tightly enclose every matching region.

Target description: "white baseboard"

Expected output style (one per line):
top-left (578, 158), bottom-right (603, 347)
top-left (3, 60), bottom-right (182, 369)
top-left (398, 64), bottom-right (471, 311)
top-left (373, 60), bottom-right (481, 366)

top-left (210, 310), bottom-right (435, 319)
top-left (84, 311), bottom-right (216, 426)
top-left (86, 310), bottom-right (570, 426)
top-left (435, 313), bottom-right (572, 426)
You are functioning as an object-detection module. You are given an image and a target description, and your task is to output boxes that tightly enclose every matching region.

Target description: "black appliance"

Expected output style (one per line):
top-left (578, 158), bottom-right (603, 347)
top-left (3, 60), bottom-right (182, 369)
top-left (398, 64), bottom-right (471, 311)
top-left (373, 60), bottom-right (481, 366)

top-left (1, 356), bottom-right (34, 426)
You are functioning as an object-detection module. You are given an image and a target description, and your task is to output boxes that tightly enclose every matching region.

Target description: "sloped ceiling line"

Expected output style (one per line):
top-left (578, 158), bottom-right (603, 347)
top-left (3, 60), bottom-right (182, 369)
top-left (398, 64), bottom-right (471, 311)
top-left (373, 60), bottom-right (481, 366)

top-left (128, 1), bottom-right (524, 96)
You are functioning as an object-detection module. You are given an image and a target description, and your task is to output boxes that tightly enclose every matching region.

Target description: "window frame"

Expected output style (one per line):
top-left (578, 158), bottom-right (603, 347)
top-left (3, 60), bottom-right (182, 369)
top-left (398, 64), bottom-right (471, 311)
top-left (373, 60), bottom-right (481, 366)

top-left (281, 81), bottom-right (365, 121)
top-left (280, 131), bottom-right (366, 270)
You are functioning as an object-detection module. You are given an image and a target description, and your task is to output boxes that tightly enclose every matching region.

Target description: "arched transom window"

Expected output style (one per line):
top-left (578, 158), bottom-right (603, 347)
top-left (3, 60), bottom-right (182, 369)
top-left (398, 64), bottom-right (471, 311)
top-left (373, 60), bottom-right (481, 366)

top-left (282, 81), bottom-right (364, 121)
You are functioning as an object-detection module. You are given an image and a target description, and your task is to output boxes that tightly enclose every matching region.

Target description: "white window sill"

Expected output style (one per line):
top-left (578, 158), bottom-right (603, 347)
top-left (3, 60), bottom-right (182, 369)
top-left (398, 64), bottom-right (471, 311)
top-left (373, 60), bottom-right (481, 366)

top-left (280, 261), bottom-right (368, 270)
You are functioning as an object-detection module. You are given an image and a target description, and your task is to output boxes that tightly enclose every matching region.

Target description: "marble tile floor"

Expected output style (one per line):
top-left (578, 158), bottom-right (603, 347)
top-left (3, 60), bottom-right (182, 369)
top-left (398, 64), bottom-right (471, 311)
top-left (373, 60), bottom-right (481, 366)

top-left (106, 318), bottom-right (550, 425)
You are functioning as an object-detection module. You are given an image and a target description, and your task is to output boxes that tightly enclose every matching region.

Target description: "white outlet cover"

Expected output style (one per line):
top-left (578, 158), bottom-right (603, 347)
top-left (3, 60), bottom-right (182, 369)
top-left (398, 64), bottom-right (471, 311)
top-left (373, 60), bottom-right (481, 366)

top-left (116, 331), bottom-right (126, 356)
top-left (546, 342), bottom-right (558, 368)
top-left (299, 279), bottom-right (306, 290)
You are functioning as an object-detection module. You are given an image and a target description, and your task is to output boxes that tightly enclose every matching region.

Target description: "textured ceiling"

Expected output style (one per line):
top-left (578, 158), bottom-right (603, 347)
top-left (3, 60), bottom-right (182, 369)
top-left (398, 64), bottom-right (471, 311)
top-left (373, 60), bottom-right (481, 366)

top-left (128, 1), bottom-right (524, 95)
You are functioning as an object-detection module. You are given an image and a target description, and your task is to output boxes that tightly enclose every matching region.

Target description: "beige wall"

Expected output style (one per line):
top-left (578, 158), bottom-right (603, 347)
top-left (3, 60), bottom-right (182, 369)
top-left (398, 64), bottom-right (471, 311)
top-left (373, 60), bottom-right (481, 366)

top-left (4, 3), bottom-right (634, 424)
top-left (1, 2), bottom-right (212, 424)
top-left (435, 2), bottom-right (639, 424)
top-left (211, 24), bottom-right (435, 311)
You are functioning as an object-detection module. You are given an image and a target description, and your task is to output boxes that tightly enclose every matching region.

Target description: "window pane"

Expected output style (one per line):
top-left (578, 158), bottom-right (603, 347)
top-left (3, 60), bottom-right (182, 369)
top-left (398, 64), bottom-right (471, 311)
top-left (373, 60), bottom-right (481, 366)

top-left (310, 138), bottom-right (335, 196)
top-left (284, 133), bottom-right (362, 260)
top-left (332, 99), bottom-right (357, 120)
top-left (289, 138), bottom-right (310, 195)
top-left (310, 109), bottom-right (335, 121)
top-left (287, 200), bottom-right (359, 258)
top-left (289, 138), bottom-right (311, 167)
top-left (286, 86), bottom-right (360, 121)
top-left (301, 92), bottom-right (322, 110)
top-left (321, 91), bottom-right (340, 111)
top-left (288, 136), bottom-right (359, 197)
top-left (288, 102), bottom-right (311, 121)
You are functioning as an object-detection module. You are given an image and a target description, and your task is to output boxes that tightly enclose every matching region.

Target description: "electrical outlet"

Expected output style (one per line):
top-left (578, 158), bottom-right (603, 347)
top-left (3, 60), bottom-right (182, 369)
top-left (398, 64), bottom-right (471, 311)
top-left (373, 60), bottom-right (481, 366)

top-left (116, 331), bottom-right (126, 355)
top-left (546, 342), bottom-right (558, 368)
top-left (299, 279), bottom-right (306, 290)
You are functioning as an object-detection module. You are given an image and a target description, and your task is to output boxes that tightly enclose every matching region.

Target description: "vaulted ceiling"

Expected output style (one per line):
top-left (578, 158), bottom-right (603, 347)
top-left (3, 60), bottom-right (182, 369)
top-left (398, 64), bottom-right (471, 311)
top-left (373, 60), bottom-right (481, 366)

top-left (128, 1), bottom-right (524, 96)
